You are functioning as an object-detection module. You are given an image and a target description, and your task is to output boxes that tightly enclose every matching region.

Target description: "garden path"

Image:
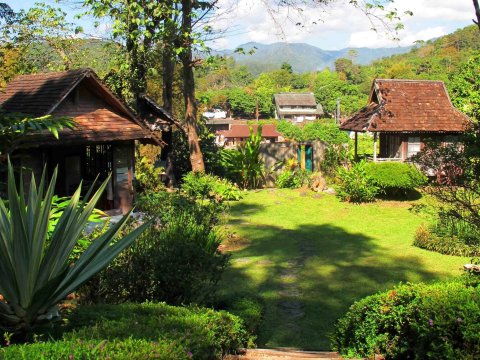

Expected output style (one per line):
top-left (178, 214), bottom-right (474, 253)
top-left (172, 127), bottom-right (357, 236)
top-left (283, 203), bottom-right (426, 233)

top-left (227, 348), bottom-right (343, 359)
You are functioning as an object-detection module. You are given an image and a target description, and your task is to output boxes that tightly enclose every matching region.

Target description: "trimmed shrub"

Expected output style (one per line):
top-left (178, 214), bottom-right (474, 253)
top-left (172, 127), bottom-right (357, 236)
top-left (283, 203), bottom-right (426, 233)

top-left (364, 162), bottom-right (427, 197)
top-left (2, 303), bottom-right (249, 359)
top-left (337, 161), bottom-right (379, 203)
top-left (332, 279), bottom-right (480, 360)
top-left (182, 171), bottom-right (243, 202)
top-left (413, 223), bottom-right (480, 257)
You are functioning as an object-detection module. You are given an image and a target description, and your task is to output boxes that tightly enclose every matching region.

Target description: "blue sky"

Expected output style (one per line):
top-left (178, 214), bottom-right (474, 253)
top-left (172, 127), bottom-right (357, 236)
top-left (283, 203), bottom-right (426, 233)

top-left (9, 0), bottom-right (475, 50)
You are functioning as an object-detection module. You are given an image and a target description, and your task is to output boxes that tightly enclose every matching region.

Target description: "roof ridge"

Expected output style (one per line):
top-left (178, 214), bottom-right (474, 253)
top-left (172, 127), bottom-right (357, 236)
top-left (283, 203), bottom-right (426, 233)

top-left (375, 78), bottom-right (445, 84)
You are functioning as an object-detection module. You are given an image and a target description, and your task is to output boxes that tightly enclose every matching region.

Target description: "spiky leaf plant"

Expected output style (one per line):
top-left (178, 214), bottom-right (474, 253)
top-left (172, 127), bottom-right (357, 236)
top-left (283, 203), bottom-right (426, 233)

top-left (0, 160), bottom-right (149, 332)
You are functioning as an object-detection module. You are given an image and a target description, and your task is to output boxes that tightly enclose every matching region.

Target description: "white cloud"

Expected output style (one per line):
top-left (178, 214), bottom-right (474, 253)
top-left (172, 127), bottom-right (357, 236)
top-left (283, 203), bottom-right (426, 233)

top-left (208, 0), bottom-right (474, 49)
top-left (348, 26), bottom-right (447, 48)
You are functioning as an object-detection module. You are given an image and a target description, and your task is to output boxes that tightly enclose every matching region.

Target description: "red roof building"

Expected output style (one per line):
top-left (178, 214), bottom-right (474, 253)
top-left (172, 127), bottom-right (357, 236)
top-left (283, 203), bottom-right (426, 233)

top-left (340, 79), bottom-right (471, 161)
top-left (217, 124), bottom-right (282, 147)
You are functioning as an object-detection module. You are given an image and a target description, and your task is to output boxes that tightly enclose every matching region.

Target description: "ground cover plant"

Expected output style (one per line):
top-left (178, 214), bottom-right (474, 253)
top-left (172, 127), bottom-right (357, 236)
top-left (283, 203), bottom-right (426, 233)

top-left (181, 171), bottom-right (243, 202)
top-left (332, 279), bottom-right (480, 360)
top-left (218, 189), bottom-right (467, 350)
top-left (1, 302), bottom-right (249, 359)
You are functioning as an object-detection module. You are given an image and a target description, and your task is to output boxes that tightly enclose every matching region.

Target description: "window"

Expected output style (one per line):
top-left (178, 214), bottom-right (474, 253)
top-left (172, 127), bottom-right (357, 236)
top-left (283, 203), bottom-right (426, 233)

top-left (407, 137), bottom-right (421, 158)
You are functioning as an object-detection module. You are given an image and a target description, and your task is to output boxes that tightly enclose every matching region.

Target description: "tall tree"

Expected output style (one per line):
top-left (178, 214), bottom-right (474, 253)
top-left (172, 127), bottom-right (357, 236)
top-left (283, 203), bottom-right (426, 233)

top-left (180, 0), bottom-right (205, 171)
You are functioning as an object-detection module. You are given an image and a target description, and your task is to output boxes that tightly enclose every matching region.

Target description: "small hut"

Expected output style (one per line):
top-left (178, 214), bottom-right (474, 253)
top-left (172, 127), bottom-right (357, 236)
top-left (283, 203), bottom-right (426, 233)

top-left (340, 79), bottom-right (471, 161)
top-left (0, 69), bottom-right (166, 214)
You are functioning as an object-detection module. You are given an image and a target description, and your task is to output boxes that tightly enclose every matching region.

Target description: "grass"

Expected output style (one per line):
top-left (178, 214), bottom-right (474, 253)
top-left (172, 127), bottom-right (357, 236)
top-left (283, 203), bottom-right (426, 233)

top-left (218, 189), bottom-right (467, 351)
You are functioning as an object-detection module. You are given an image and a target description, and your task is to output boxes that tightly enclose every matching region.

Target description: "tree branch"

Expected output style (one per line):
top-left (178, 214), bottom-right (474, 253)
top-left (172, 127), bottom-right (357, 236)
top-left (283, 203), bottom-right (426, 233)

top-left (473, 0), bottom-right (480, 31)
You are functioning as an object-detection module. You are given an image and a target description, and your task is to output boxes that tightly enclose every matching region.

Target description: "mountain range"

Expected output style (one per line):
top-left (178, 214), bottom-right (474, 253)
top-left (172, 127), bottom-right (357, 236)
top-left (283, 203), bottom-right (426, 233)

top-left (218, 42), bottom-right (413, 74)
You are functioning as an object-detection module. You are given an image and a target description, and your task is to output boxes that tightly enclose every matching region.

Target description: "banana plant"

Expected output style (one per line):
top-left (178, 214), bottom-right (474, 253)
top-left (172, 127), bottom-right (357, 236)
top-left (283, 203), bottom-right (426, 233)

top-left (0, 159), bottom-right (150, 332)
top-left (239, 125), bottom-right (264, 189)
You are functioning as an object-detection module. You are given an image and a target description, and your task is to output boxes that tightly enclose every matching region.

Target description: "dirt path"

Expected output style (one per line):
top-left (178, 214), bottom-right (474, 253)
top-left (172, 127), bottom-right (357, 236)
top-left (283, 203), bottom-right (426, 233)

top-left (227, 348), bottom-right (343, 359)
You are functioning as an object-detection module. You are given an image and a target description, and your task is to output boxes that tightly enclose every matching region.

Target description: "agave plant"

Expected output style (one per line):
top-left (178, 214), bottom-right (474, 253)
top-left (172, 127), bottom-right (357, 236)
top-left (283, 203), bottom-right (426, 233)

top-left (0, 160), bottom-right (149, 332)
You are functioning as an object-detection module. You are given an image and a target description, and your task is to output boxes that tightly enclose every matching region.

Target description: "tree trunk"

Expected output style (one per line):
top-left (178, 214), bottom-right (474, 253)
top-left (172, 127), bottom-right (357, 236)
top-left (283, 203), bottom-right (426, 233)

top-left (181, 0), bottom-right (205, 172)
top-left (161, 3), bottom-right (178, 186)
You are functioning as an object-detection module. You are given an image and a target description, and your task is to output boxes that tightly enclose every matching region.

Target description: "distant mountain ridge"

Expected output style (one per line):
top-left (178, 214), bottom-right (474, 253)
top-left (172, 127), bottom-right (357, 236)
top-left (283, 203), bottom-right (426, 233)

top-left (218, 42), bottom-right (412, 74)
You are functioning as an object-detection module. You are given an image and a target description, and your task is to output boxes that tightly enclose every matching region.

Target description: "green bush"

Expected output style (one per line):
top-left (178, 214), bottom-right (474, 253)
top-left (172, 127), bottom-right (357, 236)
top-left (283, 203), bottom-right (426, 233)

top-left (276, 169), bottom-right (311, 189)
top-left (181, 171), bottom-right (243, 202)
top-left (332, 279), bottom-right (480, 360)
top-left (134, 156), bottom-right (165, 193)
top-left (81, 191), bottom-right (229, 306)
top-left (336, 161), bottom-right (379, 203)
top-left (364, 162), bottom-right (427, 196)
top-left (413, 223), bottom-right (480, 257)
top-left (222, 296), bottom-right (264, 337)
top-left (2, 303), bottom-right (249, 359)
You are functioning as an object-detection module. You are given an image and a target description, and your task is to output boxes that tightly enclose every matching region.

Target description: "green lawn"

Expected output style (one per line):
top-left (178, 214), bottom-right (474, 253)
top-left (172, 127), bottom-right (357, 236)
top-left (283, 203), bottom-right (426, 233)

top-left (218, 189), bottom-right (467, 351)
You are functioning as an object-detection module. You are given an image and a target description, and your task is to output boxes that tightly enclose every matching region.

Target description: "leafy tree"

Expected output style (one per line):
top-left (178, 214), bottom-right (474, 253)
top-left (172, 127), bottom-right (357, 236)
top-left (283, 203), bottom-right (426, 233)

top-left (3, 2), bottom-right (86, 72)
top-left (82, 0), bottom-right (212, 172)
top-left (228, 87), bottom-right (257, 117)
top-left (313, 69), bottom-right (366, 116)
top-left (448, 52), bottom-right (480, 121)
top-left (281, 62), bottom-right (293, 73)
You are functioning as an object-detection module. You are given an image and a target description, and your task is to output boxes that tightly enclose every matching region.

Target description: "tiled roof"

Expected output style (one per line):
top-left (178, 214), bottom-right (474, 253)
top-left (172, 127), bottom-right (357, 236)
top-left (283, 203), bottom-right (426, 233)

top-left (220, 124), bottom-right (281, 138)
top-left (340, 79), bottom-right (471, 133)
top-left (274, 93), bottom-right (317, 106)
top-left (0, 69), bottom-right (89, 116)
top-left (0, 69), bottom-right (157, 145)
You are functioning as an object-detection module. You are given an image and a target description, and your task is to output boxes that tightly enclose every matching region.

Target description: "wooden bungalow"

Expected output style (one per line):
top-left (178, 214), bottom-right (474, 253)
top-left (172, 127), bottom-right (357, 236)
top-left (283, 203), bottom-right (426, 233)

top-left (0, 68), bottom-right (166, 214)
top-left (340, 79), bottom-right (471, 161)
top-left (274, 93), bottom-right (323, 123)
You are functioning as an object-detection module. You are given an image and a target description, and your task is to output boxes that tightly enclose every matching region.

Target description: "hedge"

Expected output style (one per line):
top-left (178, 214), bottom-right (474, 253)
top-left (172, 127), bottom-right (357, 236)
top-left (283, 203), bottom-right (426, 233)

top-left (332, 279), bottom-right (480, 360)
top-left (1, 302), bottom-right (249, 360)
top-left (364, 162), bottom-right (427, 196)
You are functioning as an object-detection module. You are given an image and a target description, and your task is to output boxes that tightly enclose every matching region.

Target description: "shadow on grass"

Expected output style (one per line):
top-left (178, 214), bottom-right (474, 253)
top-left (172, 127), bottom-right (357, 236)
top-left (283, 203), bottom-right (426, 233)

top-left (218, 221), bottom-right (442, 351)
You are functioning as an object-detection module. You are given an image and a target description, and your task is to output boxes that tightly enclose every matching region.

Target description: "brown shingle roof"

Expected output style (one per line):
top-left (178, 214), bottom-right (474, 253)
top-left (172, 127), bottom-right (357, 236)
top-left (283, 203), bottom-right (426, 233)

top-left (274, 93), bottom-right (317, 106)
top-left (0, 69), bottom-right (158, 146)
top-left (340, 79), bottom-right (471, 133)
top-left (220, 124), bottom-right (281, 138)
top-left (0, 69), bottom-right (90, 116)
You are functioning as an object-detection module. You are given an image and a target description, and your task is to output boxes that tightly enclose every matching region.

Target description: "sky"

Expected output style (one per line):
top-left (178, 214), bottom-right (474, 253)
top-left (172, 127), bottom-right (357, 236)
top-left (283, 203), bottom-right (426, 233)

top-left (9, 0), bottom-right (476, 50)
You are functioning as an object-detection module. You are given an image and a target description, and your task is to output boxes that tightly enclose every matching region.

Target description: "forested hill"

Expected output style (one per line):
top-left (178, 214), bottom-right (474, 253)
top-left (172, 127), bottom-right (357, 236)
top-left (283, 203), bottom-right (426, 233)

top-left (219, 42), bottom-right (412, 74)
top-left (364, 25), bottom-right (479, 82)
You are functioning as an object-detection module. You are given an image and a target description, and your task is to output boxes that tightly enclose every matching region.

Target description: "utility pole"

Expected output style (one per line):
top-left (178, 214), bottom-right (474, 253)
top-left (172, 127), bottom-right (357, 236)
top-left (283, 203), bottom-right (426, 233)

top-left (336, 98), bottom-right (341, 124)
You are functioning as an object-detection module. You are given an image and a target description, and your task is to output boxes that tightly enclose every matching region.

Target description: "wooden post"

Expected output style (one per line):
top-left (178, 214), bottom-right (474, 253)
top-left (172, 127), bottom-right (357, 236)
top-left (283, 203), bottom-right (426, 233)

top-left (354, 132), bottom-right (358, 161)
top-left (301, 145), bottom-right (306, 170)
top-left (373, 132), bottom-right (378, 162)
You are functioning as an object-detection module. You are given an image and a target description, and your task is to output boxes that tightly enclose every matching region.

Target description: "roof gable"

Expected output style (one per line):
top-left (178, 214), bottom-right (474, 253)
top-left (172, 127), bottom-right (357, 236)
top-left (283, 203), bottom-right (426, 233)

top-left (340, 79), bottom-right (471, 133)
top-left (0, 69), bottom-right (158, 145)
